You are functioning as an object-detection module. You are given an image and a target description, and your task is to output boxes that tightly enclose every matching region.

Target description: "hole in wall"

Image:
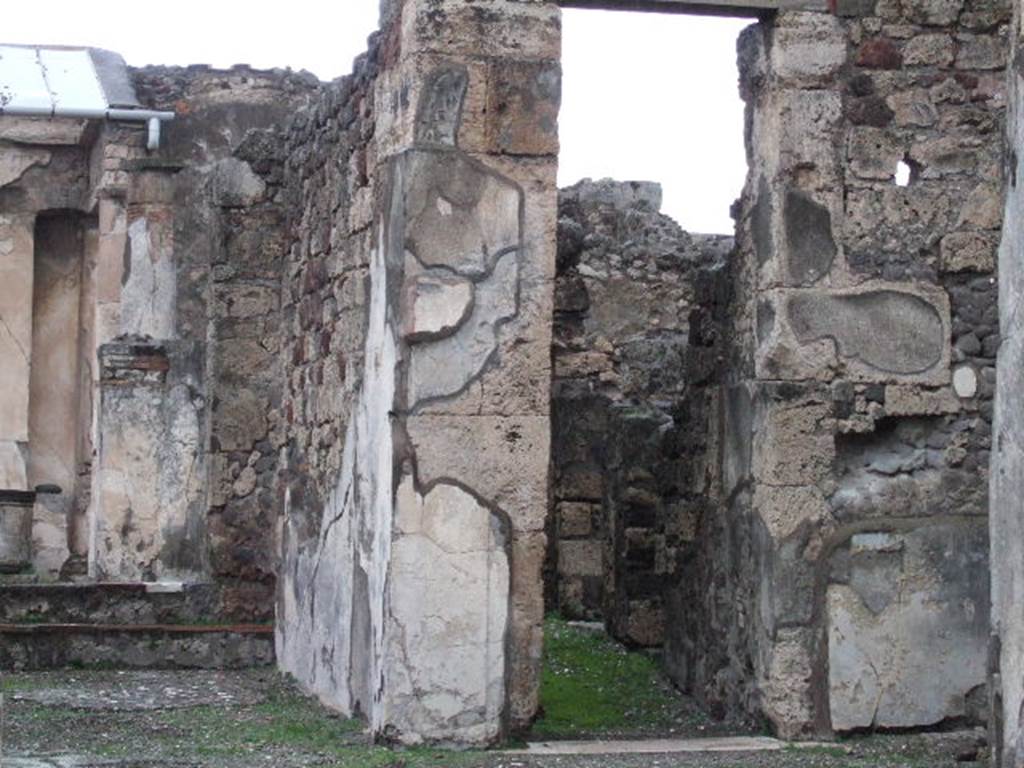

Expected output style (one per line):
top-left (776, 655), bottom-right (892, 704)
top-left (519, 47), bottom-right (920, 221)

top-left (895, 160), bottom-right (912, 187)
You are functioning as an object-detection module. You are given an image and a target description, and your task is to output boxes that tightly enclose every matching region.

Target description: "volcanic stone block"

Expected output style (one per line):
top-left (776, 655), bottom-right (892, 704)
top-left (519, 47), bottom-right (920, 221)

top-left (415, 65), bottom-right (470, 147)
top-left (783, 190), bottom-right (836, 284)
top-left (485, 59), bottom-right (561, 156)
top-left (769, 13), bottom-right (847, 87)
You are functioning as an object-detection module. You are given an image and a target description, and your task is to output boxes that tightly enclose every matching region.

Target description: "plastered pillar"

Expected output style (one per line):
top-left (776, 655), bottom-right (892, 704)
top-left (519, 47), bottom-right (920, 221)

top-left (0, 213), bottom-right (35, 491)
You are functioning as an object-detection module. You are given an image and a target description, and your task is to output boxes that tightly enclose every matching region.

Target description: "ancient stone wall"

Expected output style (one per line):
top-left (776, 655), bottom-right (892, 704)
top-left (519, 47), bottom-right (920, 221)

top-left (0, 64), bottom-right (314, 620)
top-left (127, 66), bottom-right (316, 617)
top-left (2, 0), bottom-right (1016, 749)
top-left (274, 34), bottom-right (385, 725)
top-left (274, 0), bottom-right (559, 745)
top-left (549, 179), bottom-right (732, 647)
top-left (670, 5), bottom-right (1007, 738)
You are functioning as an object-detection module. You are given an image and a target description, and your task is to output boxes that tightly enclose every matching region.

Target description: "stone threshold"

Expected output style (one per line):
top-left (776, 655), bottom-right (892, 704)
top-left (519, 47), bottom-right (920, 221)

top-left (508, 736), bottom-right (826, 755)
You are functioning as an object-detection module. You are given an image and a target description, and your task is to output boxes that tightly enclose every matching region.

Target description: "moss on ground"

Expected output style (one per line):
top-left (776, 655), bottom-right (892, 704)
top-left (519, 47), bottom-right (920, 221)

top-left (2, 670), bottom-right (475, 767)
top-left (1, 642), bottom-right (985, 768)
top-left (532, 615), bottom-right (715, 740)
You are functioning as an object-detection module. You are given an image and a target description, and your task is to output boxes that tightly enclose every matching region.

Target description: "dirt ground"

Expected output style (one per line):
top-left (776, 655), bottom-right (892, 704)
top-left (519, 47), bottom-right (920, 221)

top-left (0, 669), bottom-right (989, 768)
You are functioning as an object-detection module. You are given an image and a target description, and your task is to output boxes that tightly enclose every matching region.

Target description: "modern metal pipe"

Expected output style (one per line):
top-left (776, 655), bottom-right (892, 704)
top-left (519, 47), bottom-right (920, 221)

top-left (0, 105), bottom-right (175, 149)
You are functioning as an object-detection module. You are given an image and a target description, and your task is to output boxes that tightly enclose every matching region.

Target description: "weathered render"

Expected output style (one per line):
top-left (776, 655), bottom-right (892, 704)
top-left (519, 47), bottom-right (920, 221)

top-left (274, 0), bottom-right (558, 744)
top-left (990, 3), bottom-right (1024, 766)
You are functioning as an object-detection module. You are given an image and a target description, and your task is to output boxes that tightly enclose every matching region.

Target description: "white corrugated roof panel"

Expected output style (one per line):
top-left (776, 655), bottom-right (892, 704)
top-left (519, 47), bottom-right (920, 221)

top-left (39, 48), bottom-right (109, 111)
top-left (0, 45), bottom-right (52, 110)
top-left (0, 44), bottom-right (140, 115)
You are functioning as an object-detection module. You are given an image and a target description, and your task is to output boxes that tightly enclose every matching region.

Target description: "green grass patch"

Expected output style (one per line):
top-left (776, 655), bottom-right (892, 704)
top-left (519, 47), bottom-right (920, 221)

top-left (152, 679), bottom-right (477, 767)
top-left (532, 615), bottom-right (702, 739)
top-left (0, 674), bottom-right (51, 693)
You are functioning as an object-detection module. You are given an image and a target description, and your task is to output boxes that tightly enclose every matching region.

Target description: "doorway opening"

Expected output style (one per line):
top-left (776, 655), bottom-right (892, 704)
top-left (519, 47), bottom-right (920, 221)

top-left (541, 7), bottom-right (753, 738)
top-left (28, 211), bottom-right (95, 580)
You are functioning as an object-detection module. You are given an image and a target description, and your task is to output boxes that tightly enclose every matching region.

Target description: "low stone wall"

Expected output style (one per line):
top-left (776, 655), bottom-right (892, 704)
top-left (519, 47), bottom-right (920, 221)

top-left (0, 624), bottom-right (274, 671)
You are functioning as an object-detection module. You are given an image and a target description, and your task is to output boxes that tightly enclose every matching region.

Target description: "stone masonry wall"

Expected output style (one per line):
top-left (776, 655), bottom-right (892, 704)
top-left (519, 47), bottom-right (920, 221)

top-left (549, 179), bottom-right (732, 648)
top-left (117, 66), bottom-right (315, 617)
top-left (0, 63), bottom-right (314, 622)
top-left (674, 5), bottom-right (1007, 738)
top-left (275, 0), bottom-right (559, 746)
top-left (274, 34), bottom-right (383, 722)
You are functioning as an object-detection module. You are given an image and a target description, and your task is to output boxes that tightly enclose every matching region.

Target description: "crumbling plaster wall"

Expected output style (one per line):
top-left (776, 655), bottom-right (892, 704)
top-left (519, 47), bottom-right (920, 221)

top-left (990, 4), bottom-right (1024, 766)
top-left (275, 0), bottom-right (559, 745)
top-left (0, 64), bottom-right (314, 605)
top-left (127, 66), bottom-right (318, 614)
top-left (0, 136), bottom-right (92, 578)
top-left (676, 2), bottom-right (1007, 738)
top-left (85, 68), bottom-right (315, 593)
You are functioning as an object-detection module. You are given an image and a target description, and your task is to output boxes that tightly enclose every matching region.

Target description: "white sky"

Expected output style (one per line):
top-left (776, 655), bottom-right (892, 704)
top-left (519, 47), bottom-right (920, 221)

top-left (560, 9), bottom-right (749, 233)
top-left (4, 1), bottom-right (748, 233)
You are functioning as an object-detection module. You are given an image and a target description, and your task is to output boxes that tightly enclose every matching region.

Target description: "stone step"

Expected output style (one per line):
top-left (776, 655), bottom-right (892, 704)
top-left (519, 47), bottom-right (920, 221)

top-left (0, 581), bottom-right (253, 624)
top-left (0, 621), bottom-right (274, 670)
top-left (508, 737), bottom-right (828, 755)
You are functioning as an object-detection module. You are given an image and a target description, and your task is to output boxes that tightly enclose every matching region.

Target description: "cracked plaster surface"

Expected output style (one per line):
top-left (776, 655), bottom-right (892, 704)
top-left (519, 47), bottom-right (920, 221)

top-left (0, 147), bottom-right (50, 189)
top-left (122, 215), bottom-right (176, 341)
top-left (827, 522), bottom-right (988, 730)
top-left (90, 380), bottom-right (204, 582)
top-left (384, 475), bottom-right (508, 744)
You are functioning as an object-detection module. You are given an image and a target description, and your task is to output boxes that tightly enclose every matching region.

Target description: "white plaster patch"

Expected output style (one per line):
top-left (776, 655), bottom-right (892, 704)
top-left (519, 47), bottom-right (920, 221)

top-left (405, 270), bottom-right (474, 340)
top-left (277, 219), bottom-right (398, 729)
top-left (828, 529), bottom-right (987, 732)
top-left (953, 365), bottom-right (979, 399)
top-left (88, 381), bottom-right (204, 582)
top-left (210, 158), bottom-right (266, 207)
top-left (850, 532), bottom-right (903, 554)
top-left (408, 250), bottom-right (518, 404)
top-left (122, 216), bottom-right (177, 340)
